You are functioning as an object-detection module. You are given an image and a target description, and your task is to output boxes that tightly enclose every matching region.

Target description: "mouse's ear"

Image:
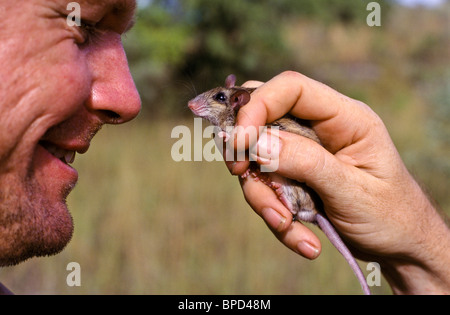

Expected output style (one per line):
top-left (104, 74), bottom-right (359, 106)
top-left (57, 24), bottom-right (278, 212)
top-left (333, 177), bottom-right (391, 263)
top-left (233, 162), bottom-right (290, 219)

top-left (225, 74), bottom-right (236, 88)
top-left (231, 90), bottom-right (251, 111)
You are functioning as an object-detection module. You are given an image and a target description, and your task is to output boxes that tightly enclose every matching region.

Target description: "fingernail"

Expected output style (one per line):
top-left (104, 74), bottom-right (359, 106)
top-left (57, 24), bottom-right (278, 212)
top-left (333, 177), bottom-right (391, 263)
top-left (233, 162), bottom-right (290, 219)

top-left (252, 130), bottom-right (281, 172)
top-left (297, 241), bottom-right (320, 260)
top-left (249, 153), bottom-right (271, 165)
top-left (261, 208), bottom-right (287, 232)
top-left (256, 130), bottom-right (281, 161)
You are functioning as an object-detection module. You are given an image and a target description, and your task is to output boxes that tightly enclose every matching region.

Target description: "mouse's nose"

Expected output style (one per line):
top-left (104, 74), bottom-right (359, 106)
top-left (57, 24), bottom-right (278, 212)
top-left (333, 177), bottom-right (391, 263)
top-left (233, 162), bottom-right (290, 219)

top-left (188, 100), bottom-right (202, 114)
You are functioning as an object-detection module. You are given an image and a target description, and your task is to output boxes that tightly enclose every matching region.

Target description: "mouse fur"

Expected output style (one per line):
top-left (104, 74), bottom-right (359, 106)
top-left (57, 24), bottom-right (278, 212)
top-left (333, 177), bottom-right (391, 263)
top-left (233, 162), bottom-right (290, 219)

top-left (188, 74), bottom-right (372, 295)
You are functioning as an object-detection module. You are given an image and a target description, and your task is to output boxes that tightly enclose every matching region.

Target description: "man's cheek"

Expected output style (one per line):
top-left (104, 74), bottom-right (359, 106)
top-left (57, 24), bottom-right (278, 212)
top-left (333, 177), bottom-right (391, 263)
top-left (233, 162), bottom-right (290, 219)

top-left (40, 57), bottom-right (91, 121)
top-left (0, 81), bottom-right (50, 163)
top-left (0, 58), bottom-right (90, 163)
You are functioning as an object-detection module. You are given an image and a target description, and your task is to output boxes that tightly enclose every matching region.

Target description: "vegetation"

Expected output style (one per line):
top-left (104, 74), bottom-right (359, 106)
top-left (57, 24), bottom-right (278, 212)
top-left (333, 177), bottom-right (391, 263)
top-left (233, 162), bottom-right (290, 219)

top-left (126, 0), bottom-right (392, 117)
top-left (1, 0), bottom-right (448, 294)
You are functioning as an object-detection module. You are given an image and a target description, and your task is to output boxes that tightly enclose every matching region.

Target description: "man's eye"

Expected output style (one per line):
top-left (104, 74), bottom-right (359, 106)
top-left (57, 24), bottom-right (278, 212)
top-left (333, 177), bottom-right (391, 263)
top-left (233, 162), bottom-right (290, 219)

top-left (78, 20), bottom-right (103, 45)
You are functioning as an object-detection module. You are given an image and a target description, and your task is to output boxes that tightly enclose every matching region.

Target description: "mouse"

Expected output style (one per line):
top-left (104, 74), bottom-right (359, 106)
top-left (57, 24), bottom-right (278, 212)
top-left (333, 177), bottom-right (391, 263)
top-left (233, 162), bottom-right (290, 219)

top-left (188, 74), bottom-right (371, 295)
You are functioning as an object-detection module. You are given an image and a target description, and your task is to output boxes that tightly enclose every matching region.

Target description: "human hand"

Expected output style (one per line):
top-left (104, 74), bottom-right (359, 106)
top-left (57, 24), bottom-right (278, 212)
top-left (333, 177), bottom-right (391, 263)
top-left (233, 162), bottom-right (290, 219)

top-left (227, 71), bottom-right (450, 294)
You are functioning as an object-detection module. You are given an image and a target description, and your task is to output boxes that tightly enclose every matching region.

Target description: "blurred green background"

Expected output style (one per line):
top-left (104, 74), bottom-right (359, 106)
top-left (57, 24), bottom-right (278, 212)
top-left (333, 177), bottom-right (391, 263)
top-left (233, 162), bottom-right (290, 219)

top-left (1, 0), bottom-right (449, 294)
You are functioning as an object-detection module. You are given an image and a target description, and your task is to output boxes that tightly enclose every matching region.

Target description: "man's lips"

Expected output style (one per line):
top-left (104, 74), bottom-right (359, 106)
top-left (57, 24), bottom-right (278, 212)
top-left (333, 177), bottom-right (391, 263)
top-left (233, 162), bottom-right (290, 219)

top-left (32, 144), bottom-right (79, 199)
top-left (39, 141), bottom-right (77, 165)
top-left (39, 141), bottom-right (76, 165)
top-left (31, 121), bottom-right (99, 198)
top-left (38, 139), bottom-right (91, 166)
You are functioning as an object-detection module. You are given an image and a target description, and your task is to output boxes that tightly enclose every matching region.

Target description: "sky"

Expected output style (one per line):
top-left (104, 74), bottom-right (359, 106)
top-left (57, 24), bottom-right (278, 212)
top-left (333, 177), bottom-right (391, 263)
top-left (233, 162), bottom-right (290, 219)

top-left (394, 0), bottom-right (447, 7)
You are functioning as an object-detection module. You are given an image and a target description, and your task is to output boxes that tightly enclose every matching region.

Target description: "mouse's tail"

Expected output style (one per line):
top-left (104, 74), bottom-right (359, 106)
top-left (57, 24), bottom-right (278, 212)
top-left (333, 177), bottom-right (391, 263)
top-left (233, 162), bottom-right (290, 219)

top-left (315, 213), bottom-right (372, 295)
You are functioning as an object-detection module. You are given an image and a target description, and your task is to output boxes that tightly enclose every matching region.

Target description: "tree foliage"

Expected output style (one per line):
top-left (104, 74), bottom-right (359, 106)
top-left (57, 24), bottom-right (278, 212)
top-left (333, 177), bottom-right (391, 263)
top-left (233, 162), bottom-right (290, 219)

top-left (125, 0), bottom-right (392, 117)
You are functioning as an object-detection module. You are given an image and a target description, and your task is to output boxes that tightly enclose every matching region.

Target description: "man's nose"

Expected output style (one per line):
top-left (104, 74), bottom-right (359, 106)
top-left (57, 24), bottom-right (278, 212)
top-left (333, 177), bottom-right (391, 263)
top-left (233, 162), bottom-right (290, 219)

top-left (86, 32), bottom-right (141, 124)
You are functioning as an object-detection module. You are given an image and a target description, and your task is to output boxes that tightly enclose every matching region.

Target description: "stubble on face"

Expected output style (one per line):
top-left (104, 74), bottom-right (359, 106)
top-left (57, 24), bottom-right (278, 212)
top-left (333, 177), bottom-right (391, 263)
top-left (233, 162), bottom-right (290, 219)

top-left (0, 0), bottom-right (81, 266)
top-left (0, 171), bottom-right (74, 266)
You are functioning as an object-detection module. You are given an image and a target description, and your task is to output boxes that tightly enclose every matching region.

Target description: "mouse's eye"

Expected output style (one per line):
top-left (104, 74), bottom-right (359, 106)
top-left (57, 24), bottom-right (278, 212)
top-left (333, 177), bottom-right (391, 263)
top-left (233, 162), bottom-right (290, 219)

top-left (214, 92), bottom-right (227, 103)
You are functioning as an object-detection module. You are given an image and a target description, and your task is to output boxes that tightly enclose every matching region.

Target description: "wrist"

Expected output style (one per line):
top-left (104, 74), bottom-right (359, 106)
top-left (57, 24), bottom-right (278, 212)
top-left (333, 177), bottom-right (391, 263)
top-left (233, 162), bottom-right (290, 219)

top-left (380, 196), bottom-right (450, 294)
top-left (381, 254), bottom-right (450, 295)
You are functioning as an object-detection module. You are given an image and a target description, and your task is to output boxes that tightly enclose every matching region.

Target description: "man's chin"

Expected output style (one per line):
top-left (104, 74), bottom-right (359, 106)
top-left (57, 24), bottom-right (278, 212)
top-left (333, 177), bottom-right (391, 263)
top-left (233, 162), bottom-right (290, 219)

top-left (0, 192), bottom-right (74, 267)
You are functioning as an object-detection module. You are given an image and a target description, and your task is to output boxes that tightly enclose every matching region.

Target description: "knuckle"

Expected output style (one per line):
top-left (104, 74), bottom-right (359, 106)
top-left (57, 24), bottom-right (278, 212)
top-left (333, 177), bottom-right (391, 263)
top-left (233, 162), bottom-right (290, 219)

top-left (279, 70), bottom-right (303, 81)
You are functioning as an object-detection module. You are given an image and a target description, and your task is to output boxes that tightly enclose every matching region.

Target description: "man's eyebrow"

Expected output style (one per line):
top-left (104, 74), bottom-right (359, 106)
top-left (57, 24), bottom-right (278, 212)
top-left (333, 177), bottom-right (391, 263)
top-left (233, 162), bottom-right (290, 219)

top-left (111, 0), bottom-right (137, 32)
top-left (80, 0), bottom-right (136, 9)
top-left (83, 0), bottom-right (136, 33)
top-left (79, 0), bottom-right (137, 24)
top-left (111, 0), bottom-right (137, 14)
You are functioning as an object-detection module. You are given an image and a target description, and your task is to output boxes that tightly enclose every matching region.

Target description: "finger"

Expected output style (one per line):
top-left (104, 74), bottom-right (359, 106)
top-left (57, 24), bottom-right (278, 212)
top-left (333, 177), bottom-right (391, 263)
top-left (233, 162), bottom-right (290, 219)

top-left (222, 135), bottom-right (250, 175)
top-left (227, 160), bottom-right (250, 176)
top-left (240, 176), bottom-right (322, 260)
top-left (226, 81), bottom-right (264, 175)
top-left (253, 129), bottom-right (350, 195)
top-left (225, 79), bottom-right (263, 175)
top-left (234, 71), bottom-right (378, 154)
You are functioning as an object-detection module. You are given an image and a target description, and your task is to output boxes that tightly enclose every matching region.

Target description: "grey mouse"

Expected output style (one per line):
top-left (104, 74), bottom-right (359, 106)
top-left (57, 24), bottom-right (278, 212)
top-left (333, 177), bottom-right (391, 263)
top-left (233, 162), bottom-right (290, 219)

top-left (188, 74), bottom-right (371, 295)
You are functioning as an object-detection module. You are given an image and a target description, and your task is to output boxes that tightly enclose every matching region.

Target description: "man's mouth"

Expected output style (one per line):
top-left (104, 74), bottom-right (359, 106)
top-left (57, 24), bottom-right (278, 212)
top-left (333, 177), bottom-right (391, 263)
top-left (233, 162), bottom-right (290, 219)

top-left (39, 141), bottom-right (76, 165)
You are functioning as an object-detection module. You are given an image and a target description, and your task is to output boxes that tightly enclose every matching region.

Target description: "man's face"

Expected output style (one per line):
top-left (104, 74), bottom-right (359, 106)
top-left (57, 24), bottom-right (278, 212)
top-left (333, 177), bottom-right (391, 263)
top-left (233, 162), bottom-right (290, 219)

top-left (0, 0), bottom-right (141, 266)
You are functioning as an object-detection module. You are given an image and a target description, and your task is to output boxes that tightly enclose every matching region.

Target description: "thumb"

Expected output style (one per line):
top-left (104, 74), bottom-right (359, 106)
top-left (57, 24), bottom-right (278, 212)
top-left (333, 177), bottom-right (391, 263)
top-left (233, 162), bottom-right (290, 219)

top-left (252, 129), bottom-right (348, 196)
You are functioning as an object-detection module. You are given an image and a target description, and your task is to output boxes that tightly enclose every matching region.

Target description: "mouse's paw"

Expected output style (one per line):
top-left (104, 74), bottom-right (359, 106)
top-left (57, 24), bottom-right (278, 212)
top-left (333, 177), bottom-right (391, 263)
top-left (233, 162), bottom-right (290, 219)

top-left (270, 183), bottom-right (293, 213)
top-left (240, 165), bottom-right (263, 182)
top-left (241, 169), bottom-right (251, 179)
top-left (218, 131), bottom-right (231, 142)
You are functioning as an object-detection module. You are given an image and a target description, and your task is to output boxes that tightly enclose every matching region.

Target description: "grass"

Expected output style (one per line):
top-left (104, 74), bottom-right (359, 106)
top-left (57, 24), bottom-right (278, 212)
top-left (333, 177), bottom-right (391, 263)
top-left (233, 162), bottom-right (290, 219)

top-left (0, 120), bottom-right (392, 294)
